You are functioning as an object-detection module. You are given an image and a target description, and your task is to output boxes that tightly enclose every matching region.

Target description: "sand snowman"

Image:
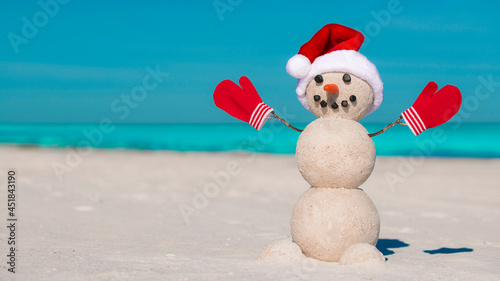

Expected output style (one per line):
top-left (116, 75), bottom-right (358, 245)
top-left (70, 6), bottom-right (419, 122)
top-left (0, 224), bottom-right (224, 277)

top-left (285, 24), bottom-right (384, 263)
top-left (214, 23), bottom-right (462, 264)
top-left (290, 73), bottom-right (382, 263)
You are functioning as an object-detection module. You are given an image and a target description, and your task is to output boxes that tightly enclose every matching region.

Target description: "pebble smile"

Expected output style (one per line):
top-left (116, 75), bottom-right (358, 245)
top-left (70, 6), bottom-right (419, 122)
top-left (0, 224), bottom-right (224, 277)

top-left (314, 95), bottom-right (357, 109)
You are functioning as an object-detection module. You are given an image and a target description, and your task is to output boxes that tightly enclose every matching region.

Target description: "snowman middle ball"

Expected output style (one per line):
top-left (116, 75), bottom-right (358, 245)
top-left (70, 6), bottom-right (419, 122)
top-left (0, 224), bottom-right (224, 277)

top-left (296, 118), bottom-right (376, 189)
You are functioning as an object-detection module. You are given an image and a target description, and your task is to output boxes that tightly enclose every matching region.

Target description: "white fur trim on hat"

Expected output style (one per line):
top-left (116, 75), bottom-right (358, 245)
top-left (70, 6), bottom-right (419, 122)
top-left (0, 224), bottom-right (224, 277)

top-left (295, 50), bottom-right (383, 115)
top-left (286, 54), bottom-right (311, 79)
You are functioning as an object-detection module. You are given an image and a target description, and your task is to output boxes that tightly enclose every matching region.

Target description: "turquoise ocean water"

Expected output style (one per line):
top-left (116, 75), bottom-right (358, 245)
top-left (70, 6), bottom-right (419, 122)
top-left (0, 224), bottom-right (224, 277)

top-left (0, 122), bottom-right (498, 158)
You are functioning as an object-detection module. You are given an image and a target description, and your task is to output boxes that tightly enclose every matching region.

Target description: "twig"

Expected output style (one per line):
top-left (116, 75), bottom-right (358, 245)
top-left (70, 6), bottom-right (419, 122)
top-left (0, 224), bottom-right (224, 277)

top-left (267, 111), bottom-right (303, 132)
top-left (368, 115), bottom-right (407, 138)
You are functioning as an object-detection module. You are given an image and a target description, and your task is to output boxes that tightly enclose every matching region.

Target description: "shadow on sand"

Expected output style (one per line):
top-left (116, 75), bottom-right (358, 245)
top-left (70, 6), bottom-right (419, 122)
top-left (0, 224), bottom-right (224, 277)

top-left (423, 247), bottom-right (474, 255)
top-left (376, 239), bottom-right (410, 256)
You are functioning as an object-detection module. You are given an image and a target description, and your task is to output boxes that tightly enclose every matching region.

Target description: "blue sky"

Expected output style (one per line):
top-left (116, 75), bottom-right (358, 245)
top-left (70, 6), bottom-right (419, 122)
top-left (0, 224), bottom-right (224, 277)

top-left (0, 0), bottom-right (499, 124)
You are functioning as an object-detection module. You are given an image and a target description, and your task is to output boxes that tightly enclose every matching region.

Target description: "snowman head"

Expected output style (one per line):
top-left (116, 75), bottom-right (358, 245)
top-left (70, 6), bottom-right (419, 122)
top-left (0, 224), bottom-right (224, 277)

top-left (304, 72), bottom-right (374, 121)
top-left (286, 24), bottom-right (383, 118)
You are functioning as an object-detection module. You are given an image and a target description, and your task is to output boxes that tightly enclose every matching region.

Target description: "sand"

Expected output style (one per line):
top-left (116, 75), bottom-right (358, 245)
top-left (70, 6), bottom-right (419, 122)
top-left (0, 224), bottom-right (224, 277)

top-left (0, 146), bottom-right (499, 280)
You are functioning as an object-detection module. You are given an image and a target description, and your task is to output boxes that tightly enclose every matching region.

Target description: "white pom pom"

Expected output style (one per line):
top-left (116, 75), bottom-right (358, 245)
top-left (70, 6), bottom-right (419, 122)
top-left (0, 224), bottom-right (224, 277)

top-left (286, 54), bottom-right (311, 79)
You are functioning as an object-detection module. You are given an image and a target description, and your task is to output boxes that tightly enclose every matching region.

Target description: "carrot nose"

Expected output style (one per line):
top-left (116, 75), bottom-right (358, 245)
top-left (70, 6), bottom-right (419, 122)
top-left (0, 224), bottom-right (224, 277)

top-left (324, 84), bottom-right (339, 94)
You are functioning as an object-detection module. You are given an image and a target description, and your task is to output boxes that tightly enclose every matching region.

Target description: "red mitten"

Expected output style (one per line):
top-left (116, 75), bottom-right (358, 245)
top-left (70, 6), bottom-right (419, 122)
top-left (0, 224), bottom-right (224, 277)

top-left (402, 82), bottom-right (462, 136)
top-left (213, 76), bottom-right (273, 131)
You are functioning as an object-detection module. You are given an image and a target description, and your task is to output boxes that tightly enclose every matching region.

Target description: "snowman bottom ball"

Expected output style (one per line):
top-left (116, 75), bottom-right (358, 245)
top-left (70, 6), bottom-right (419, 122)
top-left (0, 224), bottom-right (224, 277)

top-left (290, 188), bottom-right (380, 262)
top-left (295, 118), bottom-right (376, 189)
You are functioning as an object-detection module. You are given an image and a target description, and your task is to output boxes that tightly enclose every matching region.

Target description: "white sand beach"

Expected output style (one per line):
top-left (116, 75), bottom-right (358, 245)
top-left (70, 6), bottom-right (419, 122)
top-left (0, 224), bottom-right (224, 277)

top-left (0, 147), bottom-right (499, 280)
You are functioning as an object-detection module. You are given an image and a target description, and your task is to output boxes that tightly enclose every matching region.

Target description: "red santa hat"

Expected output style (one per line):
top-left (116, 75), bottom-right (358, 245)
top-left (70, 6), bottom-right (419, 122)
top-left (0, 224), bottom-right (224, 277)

top-left (286, 23), bottom-right (383, 115)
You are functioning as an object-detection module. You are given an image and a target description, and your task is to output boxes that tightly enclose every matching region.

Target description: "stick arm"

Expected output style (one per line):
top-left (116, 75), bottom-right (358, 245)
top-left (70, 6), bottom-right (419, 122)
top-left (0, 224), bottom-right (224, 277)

top-left (368, 116), bottom-right (407, 138)
top-left (267, 111), bottom-right (304, 132)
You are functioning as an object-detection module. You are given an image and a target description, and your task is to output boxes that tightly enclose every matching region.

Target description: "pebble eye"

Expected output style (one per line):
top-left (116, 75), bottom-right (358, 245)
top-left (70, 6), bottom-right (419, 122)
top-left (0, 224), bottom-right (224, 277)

top-left (343, 74), bottom-right (351, 83)
top-left (350, 95), bottom-right (356, 102)
top-left (314, 75), bottom-right (324, 83)
top-left (313, 95), bottom-right (321, 102)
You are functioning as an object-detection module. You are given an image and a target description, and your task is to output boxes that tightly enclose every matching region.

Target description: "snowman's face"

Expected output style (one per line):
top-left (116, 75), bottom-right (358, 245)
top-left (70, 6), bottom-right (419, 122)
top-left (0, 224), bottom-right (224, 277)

top-left (305, 72), bottom-right (374, 121)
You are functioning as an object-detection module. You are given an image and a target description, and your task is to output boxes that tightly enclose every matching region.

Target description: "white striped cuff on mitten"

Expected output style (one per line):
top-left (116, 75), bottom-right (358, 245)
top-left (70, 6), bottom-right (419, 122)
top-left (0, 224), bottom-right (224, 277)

top-left (401, 106), bottom-right (427, 136)
top-left (249, 102), bottom-right (273, 131)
